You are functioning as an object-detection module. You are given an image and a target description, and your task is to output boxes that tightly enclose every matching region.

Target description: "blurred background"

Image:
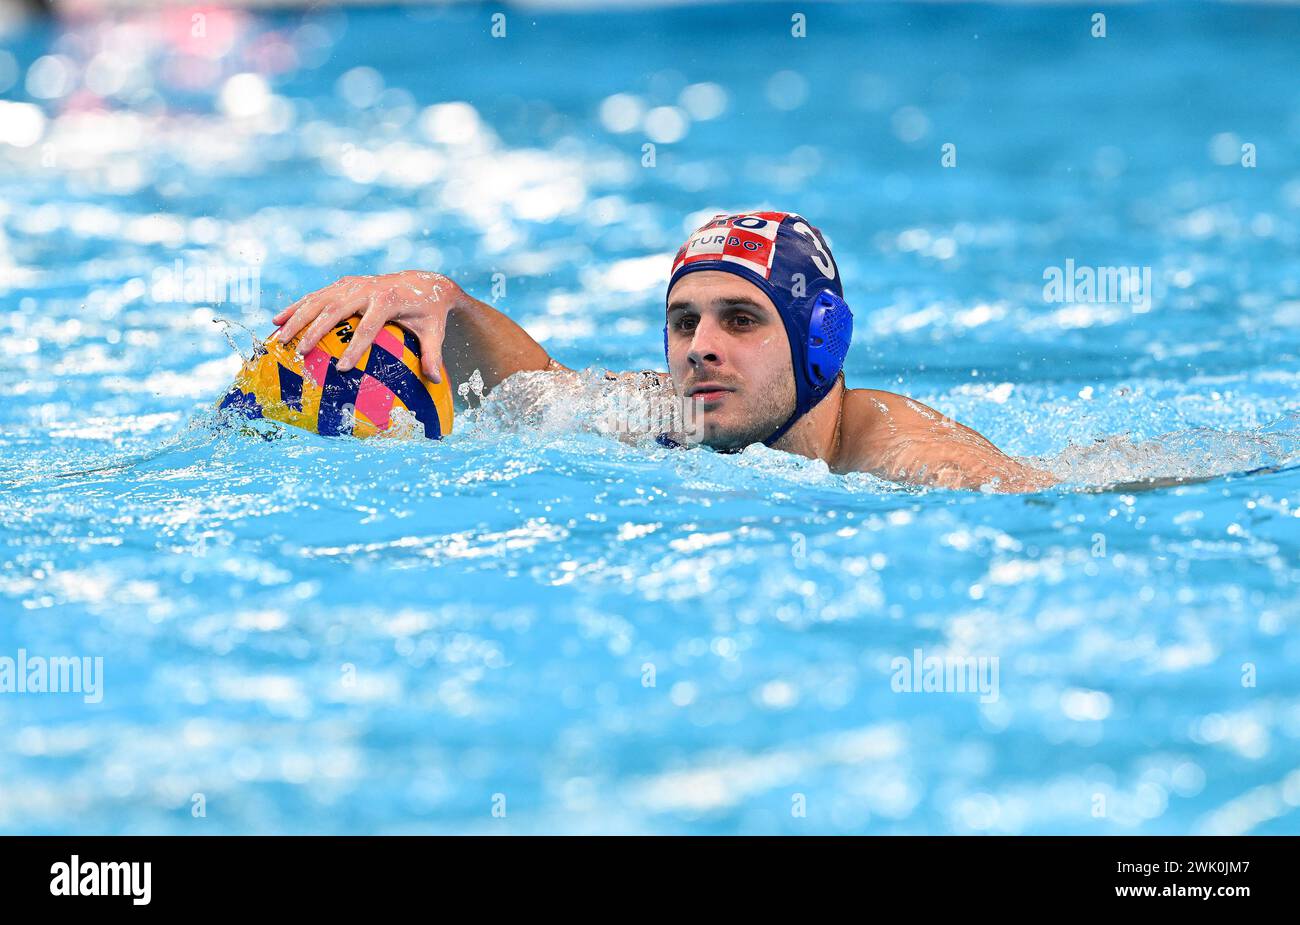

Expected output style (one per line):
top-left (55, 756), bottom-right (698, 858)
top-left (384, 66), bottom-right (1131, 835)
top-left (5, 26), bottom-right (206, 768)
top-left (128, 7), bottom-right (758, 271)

top-left (2, 0), bottom-right (1298, 412)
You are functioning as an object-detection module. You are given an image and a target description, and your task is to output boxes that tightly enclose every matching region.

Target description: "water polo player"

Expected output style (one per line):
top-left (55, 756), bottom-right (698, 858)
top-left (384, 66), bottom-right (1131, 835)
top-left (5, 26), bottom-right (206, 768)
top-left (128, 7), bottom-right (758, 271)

top-left (268, 211), bottom-right (1058, 492)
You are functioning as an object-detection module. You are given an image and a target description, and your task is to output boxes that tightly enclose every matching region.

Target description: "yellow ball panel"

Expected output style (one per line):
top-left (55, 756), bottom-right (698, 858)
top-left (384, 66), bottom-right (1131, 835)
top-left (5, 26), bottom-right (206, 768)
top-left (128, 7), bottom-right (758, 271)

top-left (217, 317), bottom-right (454, 439)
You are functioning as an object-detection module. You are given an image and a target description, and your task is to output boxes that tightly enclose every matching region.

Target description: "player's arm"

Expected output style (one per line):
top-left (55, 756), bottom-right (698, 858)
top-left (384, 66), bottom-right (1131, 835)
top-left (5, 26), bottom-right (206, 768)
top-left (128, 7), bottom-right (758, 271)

top-left (441, 292), bottom-right (556, 393)
top-left (271, 271), bottom-right (556, 399)
top-left (845, 389), bottom-right (1058, 492)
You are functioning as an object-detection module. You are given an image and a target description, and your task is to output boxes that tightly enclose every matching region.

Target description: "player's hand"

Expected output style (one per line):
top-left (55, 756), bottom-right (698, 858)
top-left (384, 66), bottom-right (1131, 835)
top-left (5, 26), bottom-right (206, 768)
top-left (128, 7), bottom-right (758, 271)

top-left (271, 271), bottom-right (463, 382)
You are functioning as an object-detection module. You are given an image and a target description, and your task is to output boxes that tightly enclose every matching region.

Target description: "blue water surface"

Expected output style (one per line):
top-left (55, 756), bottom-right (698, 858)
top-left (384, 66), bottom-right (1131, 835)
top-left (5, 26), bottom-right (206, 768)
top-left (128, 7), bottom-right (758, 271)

top-left (1, 1), bottom-right (1299, 834)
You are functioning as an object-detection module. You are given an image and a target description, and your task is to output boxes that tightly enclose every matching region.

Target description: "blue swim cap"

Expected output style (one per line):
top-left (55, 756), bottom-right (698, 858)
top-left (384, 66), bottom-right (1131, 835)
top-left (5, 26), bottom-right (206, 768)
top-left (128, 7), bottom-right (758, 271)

top-left (664, 211), bottom-right (854, 447)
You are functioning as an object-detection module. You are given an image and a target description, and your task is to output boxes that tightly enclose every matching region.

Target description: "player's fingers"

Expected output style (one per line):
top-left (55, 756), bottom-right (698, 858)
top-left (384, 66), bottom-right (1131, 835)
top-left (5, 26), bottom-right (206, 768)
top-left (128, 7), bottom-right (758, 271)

top-left (412, 312), bottom-right (448, 383)
top-left (274, 289), bottom-right (332, 344)
top-left (336, 297), bottom-right (392, 372)
top-left (295, 297), bottom-right (365, 356)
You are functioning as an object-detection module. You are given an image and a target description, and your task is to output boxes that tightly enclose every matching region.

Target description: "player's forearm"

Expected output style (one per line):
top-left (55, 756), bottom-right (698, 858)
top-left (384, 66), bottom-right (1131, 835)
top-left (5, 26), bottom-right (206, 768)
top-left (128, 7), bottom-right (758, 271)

top-left (901, 399), bottom-right (1058, 492)
top-left (940, 455), bottom-right (1058, 492)
top-left (872, 432), bottom-right (1056, 493)
top-left (920, 449), bottom-right (1057, 492)
top-left (443, 292), bottom-right (555, 394)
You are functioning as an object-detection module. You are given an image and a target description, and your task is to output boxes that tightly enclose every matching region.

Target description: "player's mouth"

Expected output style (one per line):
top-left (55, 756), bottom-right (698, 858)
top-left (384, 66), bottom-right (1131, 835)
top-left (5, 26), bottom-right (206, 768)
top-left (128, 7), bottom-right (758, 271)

top-left (686, 382), bottom-right (735, 405)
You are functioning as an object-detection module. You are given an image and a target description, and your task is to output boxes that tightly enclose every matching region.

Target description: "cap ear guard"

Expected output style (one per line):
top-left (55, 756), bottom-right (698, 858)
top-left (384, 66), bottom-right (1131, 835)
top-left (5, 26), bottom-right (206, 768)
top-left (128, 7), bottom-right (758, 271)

top-left (805, 290), bottom-right (853, 389)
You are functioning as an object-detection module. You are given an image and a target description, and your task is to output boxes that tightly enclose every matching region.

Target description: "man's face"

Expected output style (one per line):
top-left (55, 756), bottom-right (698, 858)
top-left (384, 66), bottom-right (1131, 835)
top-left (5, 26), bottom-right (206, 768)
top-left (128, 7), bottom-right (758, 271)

top-left (665, 271), bottom-right (795, 451)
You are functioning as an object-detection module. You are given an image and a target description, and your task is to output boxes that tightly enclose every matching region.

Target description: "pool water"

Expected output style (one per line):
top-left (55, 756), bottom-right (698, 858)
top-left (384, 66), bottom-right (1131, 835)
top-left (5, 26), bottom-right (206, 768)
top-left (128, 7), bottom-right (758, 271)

top-left (1, 2), bottom-right (1298, 834)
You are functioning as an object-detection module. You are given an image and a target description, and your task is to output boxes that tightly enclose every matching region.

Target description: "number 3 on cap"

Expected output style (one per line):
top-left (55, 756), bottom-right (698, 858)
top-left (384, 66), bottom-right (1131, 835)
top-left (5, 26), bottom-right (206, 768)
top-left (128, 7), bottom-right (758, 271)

top-left (791, 220), bottom-right (835, 280)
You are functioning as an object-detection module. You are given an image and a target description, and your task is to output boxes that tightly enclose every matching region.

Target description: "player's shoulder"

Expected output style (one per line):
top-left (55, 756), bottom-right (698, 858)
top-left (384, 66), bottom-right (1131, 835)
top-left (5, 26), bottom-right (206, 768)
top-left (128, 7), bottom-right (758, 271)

top-left (843, 388), bottom-right (951, 426)
top-left (835, 388), bottom-right (959, 467)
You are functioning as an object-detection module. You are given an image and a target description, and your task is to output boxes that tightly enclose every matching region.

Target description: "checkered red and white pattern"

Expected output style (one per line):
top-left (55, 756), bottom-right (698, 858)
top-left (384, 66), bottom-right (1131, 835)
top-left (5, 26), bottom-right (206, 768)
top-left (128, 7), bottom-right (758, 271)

top-left (671, 212), bottom-right (791, 281)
